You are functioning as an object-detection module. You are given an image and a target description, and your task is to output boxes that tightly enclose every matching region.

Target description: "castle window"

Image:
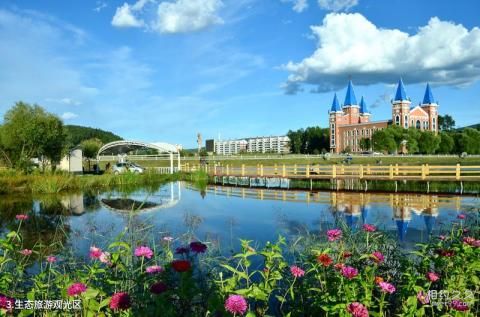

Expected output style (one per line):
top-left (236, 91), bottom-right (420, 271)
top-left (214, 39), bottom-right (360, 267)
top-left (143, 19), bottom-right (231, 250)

top-left (395, 115), bottom-right (400, 125)
top-left (432, 118), bottom-right (436, 131)
top-left (404, 115), bottom-right (408, 128)
top-left (416, 120), bottom-right (421, 129)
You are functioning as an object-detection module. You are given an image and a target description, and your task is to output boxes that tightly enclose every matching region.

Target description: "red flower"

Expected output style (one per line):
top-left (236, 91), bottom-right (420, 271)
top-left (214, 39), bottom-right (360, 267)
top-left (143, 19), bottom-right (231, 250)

top-left (150, 282), bottom-right (168, 294)
top-left (110, 292), bottom-right (131, 310)
top-left (15, 214), bottom-right (29, 221)
top-left (342, 251), bottom-right (352, 258)
top-left (426, 272), bottom-right (440, 282)
top-left (317, 254), bottom-right (333, 267)
top-left (450, 300), bottom-right (468, 311)
top-left (171, 260), bottom-right (191, 272)
top-left (362, 224), bottom-right (376, 232)
top-left (334, 263), bottom-right (345, 270)
top-left (175, 247), bottom-right (189, 255)
top-left (67, 283), bottom-right (87, 296)
top-left (189, 241), bottom-right (207, 253)
top-left (0, 294), bottom-right (15, 312)
top-left (457, 214), bottom-right (466, 220)
top-left (437, 249), bottom-right (455, 257)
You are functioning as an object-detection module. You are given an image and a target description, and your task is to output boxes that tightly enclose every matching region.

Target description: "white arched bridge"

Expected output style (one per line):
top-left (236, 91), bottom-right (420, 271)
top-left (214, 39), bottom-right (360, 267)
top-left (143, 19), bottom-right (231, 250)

top-left (97, 140), bottom-right (181, 174)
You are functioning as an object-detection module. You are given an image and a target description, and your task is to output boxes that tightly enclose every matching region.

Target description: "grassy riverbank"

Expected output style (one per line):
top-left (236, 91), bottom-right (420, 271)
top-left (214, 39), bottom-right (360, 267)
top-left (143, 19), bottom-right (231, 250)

top-left (0, 170), bottom-right (183, 195)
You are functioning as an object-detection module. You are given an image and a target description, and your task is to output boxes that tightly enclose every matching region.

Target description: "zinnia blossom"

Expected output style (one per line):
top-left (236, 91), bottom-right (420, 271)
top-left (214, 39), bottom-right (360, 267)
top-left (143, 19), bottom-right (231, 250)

top-left (375, 276), bottom-right (384, 284)
top-left (67, 283), bottom-right (87, 296)
top-left (15, 214), bottom-right (29, 221)
top-left (438, 235), bottom-right (446, 241)
top-left (341, 266), bottom-right (358, 279)
top-left (371, 251), bottom-right (384, 264)
top-left (378, 281), bottom-right (396, 294)
top-left (175, 247), bottom-right (189, 255)
top-left (99, 252), bottom-right (111, 265)
top-left (146, 265), bottom-right (164, 274)
top-left (417, 291), bottom-right (430, 305)
top-left (347, 302), bottom-right (369, 317)
top-left (327, 229), bottom-right (342, 241)
top-left (450, 300), bottom-right (469, 311)
top-left (334, 263), bottom-right (345, 271)
top-left (436, 249), bottom-right (455, 257)
top-left (427, 272), bottom-right (439, 282)
top-left (190, 241), bottom-right (207, 253)
top-left (457, 214), bottom-right (466, 219)
top-left (150, 282), bottom-right (168, 294)
top-left (342, 251), bottom-right (352, 258)
top-left (224, 295), bottom-right (248, 315)
top-left (89, 246), bottom-right (102, 259)
top-left (46, 256), bottom-right (57, 263)
top-left (0, 294), bottom-right (15, 312)
top-left (163, 236), bottom-right (173, 242)
top-left (20, 249), bottom-right (32, 256)
top-left (362, 224), bottom-right (376, 232)
top-left (317, 254), bottom-right (333, 267)
top-left (290, 265), bottom-right (305, 278)
top-left (463, 237), bottom-right (477, 246)
top-left (171, 260), bottom-right (191, 272)
top-left (134, 246), bottom-right (153, 259)
top-left (110, 292), bottom-right (131, 310)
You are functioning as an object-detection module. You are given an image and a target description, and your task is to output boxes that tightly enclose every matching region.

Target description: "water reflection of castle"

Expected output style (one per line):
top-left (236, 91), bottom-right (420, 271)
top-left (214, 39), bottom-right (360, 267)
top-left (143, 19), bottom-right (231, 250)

top-left (206, 186), bottom-right (463, 241)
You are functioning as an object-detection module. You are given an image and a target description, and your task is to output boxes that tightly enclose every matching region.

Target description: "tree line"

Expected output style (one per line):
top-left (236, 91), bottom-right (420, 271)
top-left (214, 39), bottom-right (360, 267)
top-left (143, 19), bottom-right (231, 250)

top-left (286, 127), bottom-right (330, 154)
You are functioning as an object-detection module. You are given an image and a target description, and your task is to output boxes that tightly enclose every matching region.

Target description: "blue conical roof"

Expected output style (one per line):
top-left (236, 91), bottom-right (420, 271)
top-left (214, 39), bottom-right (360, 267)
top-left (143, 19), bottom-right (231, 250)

top-left (359, 96), bottom-right (369, 114)
top-left (422, 83), bottom-right (435, 104)
top-left (361, 206), bottom-right (368, 223)
top-left (394, 78), bottom-right (408, 101)
top-left (330, 93), bottom-right (342, 112)
top-left (344, 80), bottom-right (358, 106)
top-left (396, 219), bottom-right (409, 242)
top-left (423, 215), bottom-right (436, 235)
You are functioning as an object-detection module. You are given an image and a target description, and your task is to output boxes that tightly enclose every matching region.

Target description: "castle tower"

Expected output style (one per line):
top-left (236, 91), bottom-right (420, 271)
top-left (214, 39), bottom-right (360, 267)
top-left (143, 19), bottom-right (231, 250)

top-left (392, 79), bottom-right (411, 129)
top-left (343, 80), bottom-right (360, 124)
top-left (420, 83), bottom-right (438, 134)
top-left (329, 93), bottom-right (342, 153)
top-left (359, 96), bottom-right (370, 123)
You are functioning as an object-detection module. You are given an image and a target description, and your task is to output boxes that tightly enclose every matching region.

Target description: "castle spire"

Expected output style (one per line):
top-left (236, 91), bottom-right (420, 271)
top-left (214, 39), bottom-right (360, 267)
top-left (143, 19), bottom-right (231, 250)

top-left (330, 93), bottom-right (342, 112)
top-left (359, 96), bottom-right (369, 114)
top-left (422, 83), bottom-right (436, 104)
top-left (394, 78), bottom-right (408, 101)
top-left (343, 80), bottom-right (358, 107)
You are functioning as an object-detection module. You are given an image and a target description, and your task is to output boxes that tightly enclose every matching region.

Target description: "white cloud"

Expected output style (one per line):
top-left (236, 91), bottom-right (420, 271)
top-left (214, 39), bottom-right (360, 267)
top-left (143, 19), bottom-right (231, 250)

top-left (94, 1), bottom-right (108, 13)
top-left (282, 13), bottom-right (480, 93)
top-left (111, 3), bottom-right (145, 28)
top-left (281, 0), bottom-right (308, 13)
top-left (45, 98), bottom-right (82, 106)
top-left (317, 0), bottom-right (358, 11)
top-left (61, 112), bottom-right (78, 120)
top-left (111, 0), bottom-right (224, 33)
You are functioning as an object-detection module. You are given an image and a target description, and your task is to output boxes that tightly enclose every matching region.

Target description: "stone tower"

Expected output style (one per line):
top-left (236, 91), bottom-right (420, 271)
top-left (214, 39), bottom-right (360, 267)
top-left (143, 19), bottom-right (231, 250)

top-left (392, 79), bottom-right (411, 129)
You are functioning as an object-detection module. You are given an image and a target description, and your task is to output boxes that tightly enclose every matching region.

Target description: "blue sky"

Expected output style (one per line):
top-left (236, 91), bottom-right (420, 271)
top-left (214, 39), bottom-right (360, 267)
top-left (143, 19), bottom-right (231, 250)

top-left (0, 0), bottom-right (479, 148)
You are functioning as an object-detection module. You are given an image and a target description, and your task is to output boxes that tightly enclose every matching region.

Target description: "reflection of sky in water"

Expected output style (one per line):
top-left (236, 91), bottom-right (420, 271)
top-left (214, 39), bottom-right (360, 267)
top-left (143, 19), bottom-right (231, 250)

top-left (1, 182), bottom-right (477, 258)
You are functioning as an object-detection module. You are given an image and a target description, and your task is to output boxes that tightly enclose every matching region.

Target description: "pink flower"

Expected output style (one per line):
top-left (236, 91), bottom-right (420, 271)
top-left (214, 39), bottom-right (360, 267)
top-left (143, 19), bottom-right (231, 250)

top-left (334, 263), bottom-right (345, 271)
top-left (175, 247), bottom-right (189, 255)
top-left (190, 241), bottom-right (207, 253)
top-left (46, 256), bottom-right (57, 263)
top-left (457, 214), bottom-right (466, 219)
top-left (224, 295), bottom-right (248, 315)
top-left (89, 246), bottom-right (102, 259)
top-left (163, 236), bottom-right (173, 242)
top-left (417, 291), bottom-right (430, 305)
top-left (450, 299), bottom-right (469, 311)
top-left (463, 237), bottom-right (476, 246)
top-left (438, 235), bottom-right (446, 241)
top-left (99, 252), bottom-right (111, 265)
top-left (0, 294), bottom-right (15, 312)
top-left (67, 283), bottom-right (87, 296)
top-left (146, 265), bottom-right (164, 274)
top-left (371, 251), bottom-right (384, 264)
top-left (110, 292), bottom-right (131, 310)
top-left (347, 302), bottom-right (369, 317)
top-left (15, 214), bottom-right (29, 221)
top-left (426, 272), bottom-right (440, 282)
top-left (473, 240), bottom-right (480, 247)
top-left (290, 265), bottom-right (305, 278)
top-left (20, 249), bottom-right (32, 256)
top-left (378, 281), bottom-right (396, 294)
top-left (134, 246), bottom-right (153, 259)
top-left (150, 282), bottom-right (168, 294)
top-left (362, 224), bottom-right (376, 232)
top-left (341, 266), bottom-right (358, 279)
top-left (327, 229), bottom-right (342, 241)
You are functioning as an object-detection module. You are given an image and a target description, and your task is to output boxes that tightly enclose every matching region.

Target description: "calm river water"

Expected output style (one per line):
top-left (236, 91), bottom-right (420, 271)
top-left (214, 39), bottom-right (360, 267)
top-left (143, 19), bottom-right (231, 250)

top-left (0, 182), bottom-right (477, 257)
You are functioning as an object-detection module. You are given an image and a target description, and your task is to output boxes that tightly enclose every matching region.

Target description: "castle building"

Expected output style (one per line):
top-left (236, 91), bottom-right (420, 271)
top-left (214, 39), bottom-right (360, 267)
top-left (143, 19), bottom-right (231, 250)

top-left (329, 79), bottom-right (439, 154)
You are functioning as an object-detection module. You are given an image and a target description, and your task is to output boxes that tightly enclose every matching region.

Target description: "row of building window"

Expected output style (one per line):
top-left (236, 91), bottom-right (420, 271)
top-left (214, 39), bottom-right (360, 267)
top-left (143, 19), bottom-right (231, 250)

top-left (394, 115), bottom-right (436, 131)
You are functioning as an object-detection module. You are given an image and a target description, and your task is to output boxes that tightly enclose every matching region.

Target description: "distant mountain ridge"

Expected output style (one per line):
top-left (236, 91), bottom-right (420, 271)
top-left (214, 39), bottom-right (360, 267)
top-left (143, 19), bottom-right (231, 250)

top-left (65, 125), bottom-right (122, 148)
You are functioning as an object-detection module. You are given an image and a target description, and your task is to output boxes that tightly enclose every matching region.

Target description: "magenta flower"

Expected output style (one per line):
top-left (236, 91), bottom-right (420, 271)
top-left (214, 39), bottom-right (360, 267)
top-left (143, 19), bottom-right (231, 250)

top-left (347, 302), bottom-right (369, 317)
top-left (378, 281), bottom-right (396, 294)
top-left (224, 295), bottom-right (248, 315)
top-left (67, 283), bottom-right (87, 296)
top-left (134, 246), bottom-right (153, 259)
top-left (190, 241), bottom-right (207, 253)
top-left (417, 291), bottom-right (430, 305)
top-left (290, 265), bottom-right (305, 278)
top-left (457, 214), bottom-right (466, 219)
top-left (163, 236), bottom-right (173, 242)
top-left (110, 292), bottom-right (131, 310)
top-left (99, 252), bottom-right (111, 265)
top-left (175, 247), bottom-right (189, 255)
top-left (372, 251), bottom-right (384, 263)
top-left (327, 229), bottom-right (342, 241)
top-left (450, 299), bottom-right (469, 311)
top-left (146, 265), bottom-right (164, 274)
top-left (15, 214), bottom-right (29, 221)
top-left (0, 294), bottom-right (15, 312)
top-left (362, 224), bottom-right (376, 232)
top-left (426, 272), bottom-right (439, 282)
top-left (46, 256), bottom-right (57, 263)
top-left (473, 240), bottom-right (480, 247)
top-left (20, 249), bottom-right (32, 256)
top-left (438, 235), bottom-right (446, 240)
top-left (89, 246), bottom-right (102, 259)
top-left (341, 266), bottom-right (358, 279)
top-left (150, 282), bottom-right (168, 294)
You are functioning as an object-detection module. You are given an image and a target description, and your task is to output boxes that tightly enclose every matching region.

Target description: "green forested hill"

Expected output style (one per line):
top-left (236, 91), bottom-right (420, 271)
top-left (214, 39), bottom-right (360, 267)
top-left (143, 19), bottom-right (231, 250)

top-left (65, 125), bottom-right (122, 148)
